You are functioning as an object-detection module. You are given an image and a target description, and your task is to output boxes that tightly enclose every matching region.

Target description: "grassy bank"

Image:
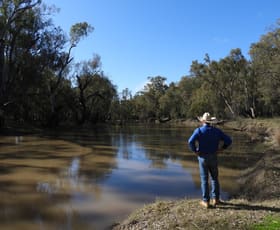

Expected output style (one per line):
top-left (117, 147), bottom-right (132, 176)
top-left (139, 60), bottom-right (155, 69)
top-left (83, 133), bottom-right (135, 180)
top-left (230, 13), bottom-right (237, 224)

top-left (112, 199), bottom-right (280, 230)
top-left (113, 118), bottom-right (280, 230)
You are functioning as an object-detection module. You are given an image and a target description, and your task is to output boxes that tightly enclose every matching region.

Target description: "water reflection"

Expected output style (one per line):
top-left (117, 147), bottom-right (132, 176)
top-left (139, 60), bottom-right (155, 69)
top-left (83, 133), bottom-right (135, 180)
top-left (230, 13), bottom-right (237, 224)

top-left (0, 125), bottom-right (263, 229)
top-left (36, 157), bottom-right (81, 194)
top-left (15, 136), bottom-right (23, 145)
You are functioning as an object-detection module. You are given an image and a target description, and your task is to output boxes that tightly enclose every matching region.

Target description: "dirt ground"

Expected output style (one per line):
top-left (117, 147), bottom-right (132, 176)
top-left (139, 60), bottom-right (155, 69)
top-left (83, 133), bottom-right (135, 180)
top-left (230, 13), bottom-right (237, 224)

top-left (112, 199), bottom-right (280, 230)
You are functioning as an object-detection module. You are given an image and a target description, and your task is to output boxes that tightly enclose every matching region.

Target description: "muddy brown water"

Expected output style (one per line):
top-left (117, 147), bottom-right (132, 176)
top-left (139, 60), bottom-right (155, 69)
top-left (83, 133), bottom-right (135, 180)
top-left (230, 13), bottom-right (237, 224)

top-left (0, 125), bottom-right (263, 229)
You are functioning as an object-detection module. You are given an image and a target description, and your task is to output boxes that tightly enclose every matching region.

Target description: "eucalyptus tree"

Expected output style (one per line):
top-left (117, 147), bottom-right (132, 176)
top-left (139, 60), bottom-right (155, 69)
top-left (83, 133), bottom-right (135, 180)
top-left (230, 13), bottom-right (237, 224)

top-left (159, 82), bottom-right (183, 120)
top-left (0, 0), bottom-right (94, 126)
top-left (177, 75), bottom-right (203, 118)
top-left (140, 76), bottom-right (168, 121)
top-left (74, 56), bottom-right (117, 124)
top-left (89, 74), bottom-right (117, 123)
top-left (216, 49), bottom-right (254, 117)
top-left (132, 91), bottom-right (150, 121)
top-left (108, 88), bottom-right (134, 123)
top-left (0, 0), bottom-right (43, 124)
top-left (74, 55), bottom-right (101, 124)
top-left (43, 21), bottom-right (94, 126)
top-left (187, 83), bottom-right (214, 117)
top-left (250, 19), bottom-right (280, 116)
top-left (190, 49), bottom-right (250, 117)
top-left (118, 88), bottom-right (134, 122)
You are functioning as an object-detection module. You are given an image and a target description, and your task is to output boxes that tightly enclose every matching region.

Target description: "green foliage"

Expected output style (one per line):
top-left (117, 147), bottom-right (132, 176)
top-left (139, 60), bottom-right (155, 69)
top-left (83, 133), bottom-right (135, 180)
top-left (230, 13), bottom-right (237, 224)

top-left (74, 56), bottom-right (116, 124)
top-left (0, 0), bottom-right (114, 127)
top-left (70, 22), bottom-right (94, 46)
top-left (249, 20), bottom-right (280, 116)
top-left (190, 48), bottom-right (253, 117)
top-left (134, 76), bottom-right (168, 121)
top-left (159, 83), bottom-right (183, 119)
top-left (188, 84), bottom-right (213, 117)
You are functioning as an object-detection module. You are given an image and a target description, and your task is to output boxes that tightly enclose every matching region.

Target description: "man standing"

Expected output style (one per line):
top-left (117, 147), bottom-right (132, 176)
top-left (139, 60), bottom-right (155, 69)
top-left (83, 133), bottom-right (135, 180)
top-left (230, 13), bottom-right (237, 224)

top-left (188, 112), bottom-right (232, 208)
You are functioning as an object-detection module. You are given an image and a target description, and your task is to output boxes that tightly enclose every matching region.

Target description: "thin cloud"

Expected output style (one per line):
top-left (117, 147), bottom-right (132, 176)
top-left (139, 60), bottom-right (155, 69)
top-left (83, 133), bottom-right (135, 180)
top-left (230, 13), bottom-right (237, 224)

top-left (134, 80), bottom-right (149, 94)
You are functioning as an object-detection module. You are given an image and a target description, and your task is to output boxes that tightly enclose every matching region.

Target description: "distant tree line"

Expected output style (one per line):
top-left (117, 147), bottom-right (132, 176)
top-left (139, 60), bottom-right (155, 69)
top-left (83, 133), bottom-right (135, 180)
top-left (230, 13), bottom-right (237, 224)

top-left (1, 0), bottom-right (280, 128)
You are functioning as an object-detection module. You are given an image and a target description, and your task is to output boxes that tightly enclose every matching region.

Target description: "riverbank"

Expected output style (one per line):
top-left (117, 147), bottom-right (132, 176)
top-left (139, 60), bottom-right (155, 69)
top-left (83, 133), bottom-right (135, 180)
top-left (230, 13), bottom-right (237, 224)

top-left (112, 118), bottom-right (280, 230)
top-left (112, 199), bottom-right (280, 230)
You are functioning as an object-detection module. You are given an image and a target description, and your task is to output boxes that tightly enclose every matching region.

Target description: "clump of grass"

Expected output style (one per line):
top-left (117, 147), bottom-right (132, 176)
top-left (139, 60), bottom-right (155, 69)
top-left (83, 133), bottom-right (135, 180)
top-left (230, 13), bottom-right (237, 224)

top-left (250, 215), bottom-right (280, 230)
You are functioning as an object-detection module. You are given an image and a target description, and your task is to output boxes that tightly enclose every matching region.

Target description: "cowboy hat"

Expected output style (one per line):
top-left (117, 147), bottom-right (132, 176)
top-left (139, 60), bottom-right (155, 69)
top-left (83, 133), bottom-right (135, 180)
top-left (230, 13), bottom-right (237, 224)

top-left (197, 112), bottom-right (217, 124)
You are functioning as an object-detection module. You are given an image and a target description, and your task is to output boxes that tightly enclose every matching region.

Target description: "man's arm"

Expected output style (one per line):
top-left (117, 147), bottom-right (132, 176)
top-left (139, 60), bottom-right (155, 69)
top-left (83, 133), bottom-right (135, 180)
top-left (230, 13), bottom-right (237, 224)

top-left (220, 131), bottom-right (232, 149)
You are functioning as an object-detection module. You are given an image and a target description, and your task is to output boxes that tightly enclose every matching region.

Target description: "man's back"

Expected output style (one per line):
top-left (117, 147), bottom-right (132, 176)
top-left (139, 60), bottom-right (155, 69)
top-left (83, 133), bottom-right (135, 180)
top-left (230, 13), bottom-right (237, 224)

top-left (188, 124), bottom-right (232, 155)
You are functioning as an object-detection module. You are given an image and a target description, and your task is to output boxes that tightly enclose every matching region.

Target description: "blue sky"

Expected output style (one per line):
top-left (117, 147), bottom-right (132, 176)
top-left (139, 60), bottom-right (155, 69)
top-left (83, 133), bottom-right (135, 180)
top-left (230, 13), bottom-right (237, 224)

top-left (43, 0), bottom-right (280, 94)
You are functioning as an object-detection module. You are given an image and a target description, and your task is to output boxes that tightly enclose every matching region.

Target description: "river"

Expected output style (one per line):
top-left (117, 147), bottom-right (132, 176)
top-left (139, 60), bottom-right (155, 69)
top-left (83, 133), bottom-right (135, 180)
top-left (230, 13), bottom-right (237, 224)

top-left (0, 125), bottom-right (263, 229)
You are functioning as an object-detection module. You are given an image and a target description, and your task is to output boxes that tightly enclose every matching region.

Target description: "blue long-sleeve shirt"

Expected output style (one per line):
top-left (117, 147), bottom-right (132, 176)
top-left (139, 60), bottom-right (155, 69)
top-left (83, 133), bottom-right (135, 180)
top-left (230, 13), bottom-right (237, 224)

top-left (188, 124), bottom-right (232, 155)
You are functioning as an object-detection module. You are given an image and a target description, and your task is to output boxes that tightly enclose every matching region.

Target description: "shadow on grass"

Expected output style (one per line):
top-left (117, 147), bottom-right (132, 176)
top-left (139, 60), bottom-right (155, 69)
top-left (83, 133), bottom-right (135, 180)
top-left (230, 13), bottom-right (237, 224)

top-left (217, 201), bottom-right (280, 213)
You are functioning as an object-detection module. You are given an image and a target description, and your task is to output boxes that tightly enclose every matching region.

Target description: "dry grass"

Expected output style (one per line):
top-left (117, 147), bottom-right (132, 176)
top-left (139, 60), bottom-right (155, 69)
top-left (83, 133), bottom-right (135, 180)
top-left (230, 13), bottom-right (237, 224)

top-left (113, 199), bottom-right (280, 230)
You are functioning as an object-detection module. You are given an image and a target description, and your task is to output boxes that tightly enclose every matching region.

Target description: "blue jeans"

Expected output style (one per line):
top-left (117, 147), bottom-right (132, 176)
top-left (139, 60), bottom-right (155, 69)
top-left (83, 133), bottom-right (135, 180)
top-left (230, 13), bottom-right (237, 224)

top-left (198, 154), bottom-right (220, 202)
